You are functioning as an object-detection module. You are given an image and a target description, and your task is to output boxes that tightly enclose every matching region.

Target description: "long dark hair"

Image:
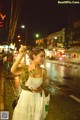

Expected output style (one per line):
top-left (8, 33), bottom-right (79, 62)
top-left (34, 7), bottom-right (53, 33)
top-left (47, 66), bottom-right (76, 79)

top-left (29, 47), bottom-right (45, 60)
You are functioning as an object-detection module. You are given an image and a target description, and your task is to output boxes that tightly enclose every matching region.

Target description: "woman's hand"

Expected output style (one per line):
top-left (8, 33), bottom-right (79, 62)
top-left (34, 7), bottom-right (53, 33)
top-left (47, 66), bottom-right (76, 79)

top-left (32, 86), bottom-right (42, 93)
top-left (19, 45), bottom-right (27, 57)
top-left (11, 45), bottom-right (27, 74)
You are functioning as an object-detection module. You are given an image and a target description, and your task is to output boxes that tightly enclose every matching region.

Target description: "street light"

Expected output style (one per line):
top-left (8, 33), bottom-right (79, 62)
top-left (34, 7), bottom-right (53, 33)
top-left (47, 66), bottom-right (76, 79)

top-left (17, 35), bottom-right (20, 38)
top-left (35, 34), bottom-right (39, 38)
top-left (21, 25), bottom-right (25, 29)
top-left (19, 39), bottom-right (21, 42)
top-left (54, 36), bottom-right (57, 39)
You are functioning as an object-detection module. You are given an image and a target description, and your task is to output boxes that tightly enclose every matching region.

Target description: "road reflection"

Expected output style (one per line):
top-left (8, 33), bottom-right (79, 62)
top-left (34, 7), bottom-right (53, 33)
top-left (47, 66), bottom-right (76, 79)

top-left (45, 61), bottom-right (80, 89)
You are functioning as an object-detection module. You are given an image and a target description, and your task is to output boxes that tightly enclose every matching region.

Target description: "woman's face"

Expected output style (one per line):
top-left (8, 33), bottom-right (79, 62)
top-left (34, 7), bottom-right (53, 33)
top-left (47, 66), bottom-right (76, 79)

top-left (34, 51), bottom-right (45, 65)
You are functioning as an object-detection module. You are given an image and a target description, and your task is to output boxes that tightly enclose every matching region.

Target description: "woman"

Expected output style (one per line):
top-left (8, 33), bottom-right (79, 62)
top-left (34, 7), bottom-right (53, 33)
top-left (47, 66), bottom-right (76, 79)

top-left (11, 45), bottom-right (50, 120)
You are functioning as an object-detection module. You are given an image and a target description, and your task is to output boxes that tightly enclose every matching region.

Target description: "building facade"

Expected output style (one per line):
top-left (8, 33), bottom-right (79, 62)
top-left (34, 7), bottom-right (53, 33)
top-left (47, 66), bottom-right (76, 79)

top-left (35, 28), bottom-right (65, 49)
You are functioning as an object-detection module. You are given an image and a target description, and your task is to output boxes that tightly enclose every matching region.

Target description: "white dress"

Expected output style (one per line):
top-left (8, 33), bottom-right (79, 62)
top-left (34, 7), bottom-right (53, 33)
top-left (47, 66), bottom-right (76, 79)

top-left (12, 73), bottom-right (50, 120)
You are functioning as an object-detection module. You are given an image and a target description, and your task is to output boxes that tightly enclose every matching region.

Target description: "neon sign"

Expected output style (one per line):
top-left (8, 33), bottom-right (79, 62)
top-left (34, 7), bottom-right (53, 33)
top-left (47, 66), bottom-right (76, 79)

top-left (0, 13), bottom-right (6, 27)
top-left (0, 13), bottom-right (6, 20)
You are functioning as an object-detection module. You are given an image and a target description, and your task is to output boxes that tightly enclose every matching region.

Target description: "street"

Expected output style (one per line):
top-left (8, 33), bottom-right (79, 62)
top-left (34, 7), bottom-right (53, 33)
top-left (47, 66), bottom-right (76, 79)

top-left (46, 60), bottom-right (80, 120)
top-left (45, 60), bottom-right (80, 88)
top-left (2, 60), bottom-right (80, 120)
top-left (45, 61), bottom-right (80, 102)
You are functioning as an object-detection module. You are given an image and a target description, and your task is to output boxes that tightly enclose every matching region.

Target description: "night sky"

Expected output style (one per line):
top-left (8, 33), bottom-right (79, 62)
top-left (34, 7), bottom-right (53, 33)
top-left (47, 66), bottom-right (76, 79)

top-left (1, 0), bottom-right (80, 45)
top-left (18, 0), bottom-right (80, 43)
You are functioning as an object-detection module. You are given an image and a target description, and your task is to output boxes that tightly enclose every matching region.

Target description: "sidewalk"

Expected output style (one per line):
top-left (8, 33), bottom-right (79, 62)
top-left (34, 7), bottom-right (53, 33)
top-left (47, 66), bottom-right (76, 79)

top-left (0, 67), bottom-right (4, 111)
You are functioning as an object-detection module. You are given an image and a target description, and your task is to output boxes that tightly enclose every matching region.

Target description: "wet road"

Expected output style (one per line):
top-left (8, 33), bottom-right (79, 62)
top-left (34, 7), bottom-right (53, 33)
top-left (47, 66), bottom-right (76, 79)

top-left (45, 61), bottom-right (80, 103)
top-left (45, 61), bottom-right (80, 89)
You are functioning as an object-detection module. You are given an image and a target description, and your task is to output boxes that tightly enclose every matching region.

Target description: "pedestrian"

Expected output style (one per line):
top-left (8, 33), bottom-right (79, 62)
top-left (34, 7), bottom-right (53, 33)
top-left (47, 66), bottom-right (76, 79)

top-left (11, 45), bottom-right (50, 120)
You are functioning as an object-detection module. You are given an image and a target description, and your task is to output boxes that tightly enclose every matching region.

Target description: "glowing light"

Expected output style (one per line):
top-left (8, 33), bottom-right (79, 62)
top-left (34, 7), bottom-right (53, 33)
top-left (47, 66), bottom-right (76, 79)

top-left (17, 35), bottom-right (20, 38)
top-left (0, 13), bottom-right (6, 20)
top-left (0, 24), bottom-right (3, 27)
top-left (54, 36), bottom-right (57, 39)
top-left (10, 43), bottom-right (15, 49)
top-left (21, 25), bottom-right (25, 29)
top-left (19, 39), bottom-right (21, 42)
top-left (36, 34), bottom-right (39, 38)
top-left (0, 13), bottom-right (6, 27)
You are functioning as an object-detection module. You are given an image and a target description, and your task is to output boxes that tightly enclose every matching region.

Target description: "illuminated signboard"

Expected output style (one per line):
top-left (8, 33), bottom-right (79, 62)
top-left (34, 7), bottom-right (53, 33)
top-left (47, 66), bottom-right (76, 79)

top-left (0, 13), bottom-right (6, 27)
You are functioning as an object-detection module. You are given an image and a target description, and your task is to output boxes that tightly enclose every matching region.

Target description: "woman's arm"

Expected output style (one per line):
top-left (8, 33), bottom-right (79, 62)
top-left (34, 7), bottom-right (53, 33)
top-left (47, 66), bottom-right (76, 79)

top-left (11, 54), bottom-right (23, 74)
top-left (43, 68), bottom-right (47, 85)
top-left (11, 46), bottom-right (27, 74)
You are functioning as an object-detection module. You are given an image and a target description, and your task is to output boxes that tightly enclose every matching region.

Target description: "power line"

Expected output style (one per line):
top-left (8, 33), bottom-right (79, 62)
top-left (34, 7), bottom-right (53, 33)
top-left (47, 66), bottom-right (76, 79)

top-left (8, 0), bottom-right (23, 43)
